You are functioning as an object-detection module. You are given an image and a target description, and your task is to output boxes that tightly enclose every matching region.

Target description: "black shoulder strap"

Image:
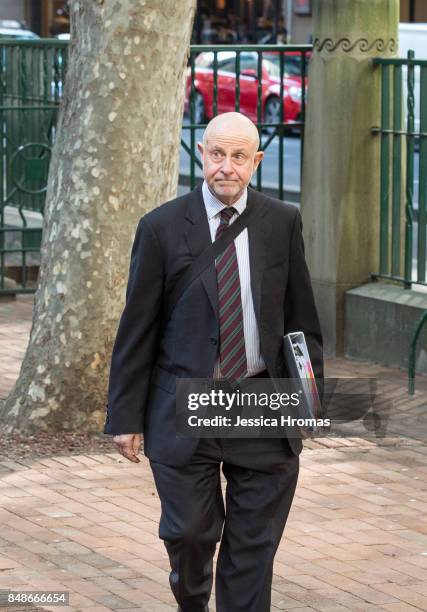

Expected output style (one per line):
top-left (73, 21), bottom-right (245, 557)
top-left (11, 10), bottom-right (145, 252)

top-left (165, 201), bottom-right (263, 322)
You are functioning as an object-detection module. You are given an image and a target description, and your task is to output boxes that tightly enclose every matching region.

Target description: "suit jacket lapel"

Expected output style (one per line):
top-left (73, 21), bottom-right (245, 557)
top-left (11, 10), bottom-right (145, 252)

top-left (247, 187), bottom-right (271, 326)
top-left (184, 184), bottom-right (219, 322)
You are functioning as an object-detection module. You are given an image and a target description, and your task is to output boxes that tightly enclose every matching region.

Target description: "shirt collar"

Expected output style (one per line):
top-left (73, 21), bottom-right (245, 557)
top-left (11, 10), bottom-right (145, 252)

top-left (202, 180), bottom-right (247, 221)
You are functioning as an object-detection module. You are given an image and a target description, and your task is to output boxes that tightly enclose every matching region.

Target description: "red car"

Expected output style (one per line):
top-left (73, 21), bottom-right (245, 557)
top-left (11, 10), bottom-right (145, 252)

top-left (184, 51), bottom-right (308, 130)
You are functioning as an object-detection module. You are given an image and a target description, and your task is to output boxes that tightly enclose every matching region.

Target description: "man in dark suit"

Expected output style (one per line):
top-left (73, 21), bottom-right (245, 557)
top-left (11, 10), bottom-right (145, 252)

top-left (104, 112), bottom-right (323, 612)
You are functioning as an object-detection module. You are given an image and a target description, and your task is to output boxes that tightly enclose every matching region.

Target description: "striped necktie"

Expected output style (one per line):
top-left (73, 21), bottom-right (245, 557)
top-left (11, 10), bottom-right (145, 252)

top-left (215, 207), bottom-right (248, 382)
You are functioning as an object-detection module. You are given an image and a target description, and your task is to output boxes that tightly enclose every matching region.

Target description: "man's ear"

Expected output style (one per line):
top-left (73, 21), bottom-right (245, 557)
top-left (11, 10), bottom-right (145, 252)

top-left (197, 142), bottom-right (204, 156)
top-left (253, 150), bottom-right (264, 172)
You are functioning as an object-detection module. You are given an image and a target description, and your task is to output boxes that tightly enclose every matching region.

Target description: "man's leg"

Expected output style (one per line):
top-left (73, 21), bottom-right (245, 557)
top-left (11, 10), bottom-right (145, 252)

top-left (215, 438), bottom-right (299, 612)
top-left (150, 439), bottom-right (225, 612)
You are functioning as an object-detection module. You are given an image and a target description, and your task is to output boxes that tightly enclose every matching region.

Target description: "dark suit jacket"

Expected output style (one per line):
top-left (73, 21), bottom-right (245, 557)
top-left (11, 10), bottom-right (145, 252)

top-left (103, 184), bottom-right (323, 466)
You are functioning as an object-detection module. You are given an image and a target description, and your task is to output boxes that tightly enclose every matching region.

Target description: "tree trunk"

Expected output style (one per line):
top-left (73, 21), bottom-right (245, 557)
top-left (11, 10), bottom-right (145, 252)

top-left (0, 0), bottom-right (196, 433)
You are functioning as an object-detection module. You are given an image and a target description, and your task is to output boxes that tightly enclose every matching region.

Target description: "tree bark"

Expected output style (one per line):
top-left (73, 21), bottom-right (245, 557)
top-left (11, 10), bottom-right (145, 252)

top-left (0, 0), bottom-right (196, 433)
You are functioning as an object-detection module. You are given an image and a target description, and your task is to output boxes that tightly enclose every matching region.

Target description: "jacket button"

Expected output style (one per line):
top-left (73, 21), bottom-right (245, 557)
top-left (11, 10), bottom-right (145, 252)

top-left (210, 338), bottom-right (218, 346)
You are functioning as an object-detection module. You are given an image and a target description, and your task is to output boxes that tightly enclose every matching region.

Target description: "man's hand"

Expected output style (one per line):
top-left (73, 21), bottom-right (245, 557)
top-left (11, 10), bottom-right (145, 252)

top-left (113, 433), bottom-right (141, 463)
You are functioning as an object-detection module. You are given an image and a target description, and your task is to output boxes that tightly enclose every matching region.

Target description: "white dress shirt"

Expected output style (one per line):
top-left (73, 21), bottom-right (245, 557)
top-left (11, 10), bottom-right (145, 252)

top-left (201, 180), bottom-right (266, 378)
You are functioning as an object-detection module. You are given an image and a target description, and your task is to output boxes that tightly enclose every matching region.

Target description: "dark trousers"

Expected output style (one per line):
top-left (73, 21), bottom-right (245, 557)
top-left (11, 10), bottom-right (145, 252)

top-left (150, 436), bottom-right (299, 612)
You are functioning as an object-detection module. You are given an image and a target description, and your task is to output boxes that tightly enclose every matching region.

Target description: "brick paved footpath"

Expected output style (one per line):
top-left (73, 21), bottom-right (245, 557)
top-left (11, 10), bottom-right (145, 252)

top-left (0, 295), bottom-right (426, 612)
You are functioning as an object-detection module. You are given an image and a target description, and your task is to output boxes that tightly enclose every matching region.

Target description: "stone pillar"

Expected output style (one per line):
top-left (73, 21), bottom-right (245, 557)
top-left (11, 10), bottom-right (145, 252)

top-left (301, 0), bottom-right (399, 356)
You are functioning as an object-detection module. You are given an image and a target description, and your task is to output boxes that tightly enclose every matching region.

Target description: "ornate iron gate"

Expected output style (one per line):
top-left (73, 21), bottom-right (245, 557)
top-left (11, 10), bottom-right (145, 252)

top-left (0, 39), bottom-right (67, 294)
top-left (372, 51), bottom-right (427, 288)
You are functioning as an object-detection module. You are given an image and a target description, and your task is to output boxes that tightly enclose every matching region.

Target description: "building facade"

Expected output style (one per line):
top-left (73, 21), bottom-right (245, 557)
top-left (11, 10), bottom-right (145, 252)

top-left (290, 0), bottom-right (427, 44)
top-left (0, 0), bottom-right (69, 38)
top-left (0, 1), bottom-right (425, 42)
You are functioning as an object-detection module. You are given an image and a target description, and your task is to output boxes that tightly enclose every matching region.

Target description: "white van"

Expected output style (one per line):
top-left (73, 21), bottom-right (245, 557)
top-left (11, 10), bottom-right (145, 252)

top-left (399, 22), bottom-right (427, 134)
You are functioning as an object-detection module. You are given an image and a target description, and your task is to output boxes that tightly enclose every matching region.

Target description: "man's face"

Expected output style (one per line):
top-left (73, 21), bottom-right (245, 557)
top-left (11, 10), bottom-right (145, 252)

top-left (198, 131), bottom-right (263, 205)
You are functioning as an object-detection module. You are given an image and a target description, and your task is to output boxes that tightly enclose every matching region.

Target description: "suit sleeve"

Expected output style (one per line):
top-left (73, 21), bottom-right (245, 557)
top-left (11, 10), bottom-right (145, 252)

top-left (103, 216), bottom-right (164, 435)
top-left (284, 208), bottom-right (324, 385)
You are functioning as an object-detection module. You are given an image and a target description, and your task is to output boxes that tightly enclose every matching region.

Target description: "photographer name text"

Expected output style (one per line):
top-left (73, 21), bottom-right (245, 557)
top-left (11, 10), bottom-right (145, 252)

top-left (187, 415), bottom-right (330, 427)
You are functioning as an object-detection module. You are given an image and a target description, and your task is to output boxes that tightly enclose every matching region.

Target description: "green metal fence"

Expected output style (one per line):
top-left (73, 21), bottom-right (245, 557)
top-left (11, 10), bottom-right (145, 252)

top-left (182, 44), bottom-right (311, 200)
top-left (0, 38), bottom-right (68, 294)
top-left (372, 51), bottom-right (427, 288)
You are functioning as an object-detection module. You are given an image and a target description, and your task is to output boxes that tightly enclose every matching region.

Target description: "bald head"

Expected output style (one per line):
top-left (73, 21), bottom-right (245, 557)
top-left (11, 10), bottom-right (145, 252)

top-left (197, 112), bottom-right (264, 206)
top-left (203, 112), bottom-right (260, 152)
